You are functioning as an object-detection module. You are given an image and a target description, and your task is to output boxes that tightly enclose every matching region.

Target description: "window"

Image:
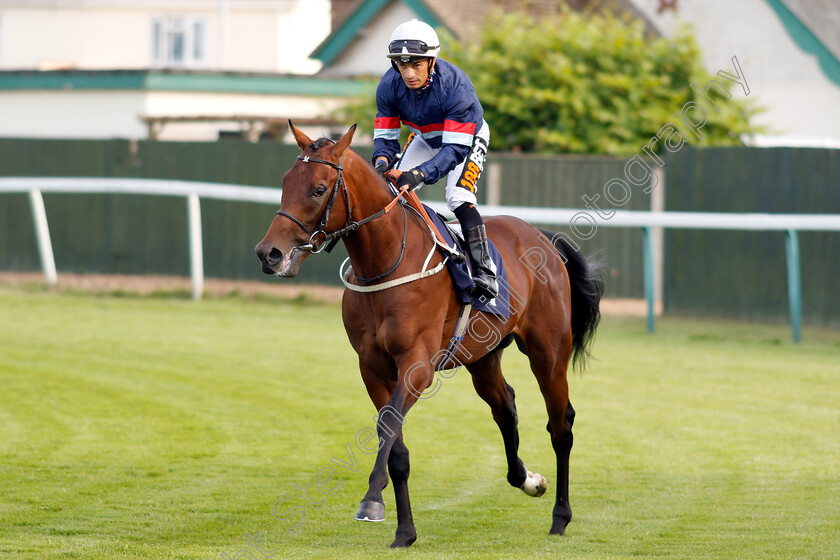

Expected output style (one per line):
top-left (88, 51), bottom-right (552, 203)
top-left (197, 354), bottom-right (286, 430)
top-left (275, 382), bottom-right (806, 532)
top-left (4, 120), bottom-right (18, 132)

top-left (151, 17), bottom-right (206, 68)
top-left (192, 20), bottom-right (204, 62)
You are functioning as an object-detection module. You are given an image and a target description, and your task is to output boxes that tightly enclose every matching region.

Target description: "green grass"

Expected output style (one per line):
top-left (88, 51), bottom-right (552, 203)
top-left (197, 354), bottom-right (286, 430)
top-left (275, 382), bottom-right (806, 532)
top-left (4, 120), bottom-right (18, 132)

top-left (1, 287), bottom-right (839, 559)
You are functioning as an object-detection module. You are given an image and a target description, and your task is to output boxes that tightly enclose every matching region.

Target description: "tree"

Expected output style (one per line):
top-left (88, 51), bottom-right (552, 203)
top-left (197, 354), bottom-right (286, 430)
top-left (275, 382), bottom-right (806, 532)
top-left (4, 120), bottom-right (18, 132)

top-left (338, 8), bottom-right (763, 155)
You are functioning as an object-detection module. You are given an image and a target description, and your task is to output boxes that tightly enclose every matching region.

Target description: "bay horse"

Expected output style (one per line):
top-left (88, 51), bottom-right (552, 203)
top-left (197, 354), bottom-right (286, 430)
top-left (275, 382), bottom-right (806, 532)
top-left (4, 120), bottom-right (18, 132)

top-left (255, 123), bottom-right (602, 548)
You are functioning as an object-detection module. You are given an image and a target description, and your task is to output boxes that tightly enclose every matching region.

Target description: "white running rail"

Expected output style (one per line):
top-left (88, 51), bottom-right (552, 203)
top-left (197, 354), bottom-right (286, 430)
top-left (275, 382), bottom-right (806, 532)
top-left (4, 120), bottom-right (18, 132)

top-left (2, 177), bottom-right (839, 341)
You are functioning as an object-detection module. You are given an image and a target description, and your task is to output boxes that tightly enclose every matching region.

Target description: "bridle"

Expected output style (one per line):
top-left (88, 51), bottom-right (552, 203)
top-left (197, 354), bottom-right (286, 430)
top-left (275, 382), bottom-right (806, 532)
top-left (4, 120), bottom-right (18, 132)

top-left (275, 152), bottom-right (409, 283)
top-left (275, 154), bottom-right (350, 254)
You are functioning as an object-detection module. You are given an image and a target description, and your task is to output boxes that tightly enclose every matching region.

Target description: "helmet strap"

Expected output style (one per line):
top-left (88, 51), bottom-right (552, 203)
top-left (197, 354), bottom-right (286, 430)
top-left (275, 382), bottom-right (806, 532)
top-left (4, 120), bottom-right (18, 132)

top-left (422, 58), bottom-right (436, 88)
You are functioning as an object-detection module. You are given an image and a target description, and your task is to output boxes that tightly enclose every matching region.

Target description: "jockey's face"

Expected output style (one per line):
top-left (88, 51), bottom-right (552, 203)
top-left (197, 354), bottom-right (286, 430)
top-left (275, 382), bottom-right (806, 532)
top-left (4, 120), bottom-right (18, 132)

top-left (396, 59), bottom-right (432, 89)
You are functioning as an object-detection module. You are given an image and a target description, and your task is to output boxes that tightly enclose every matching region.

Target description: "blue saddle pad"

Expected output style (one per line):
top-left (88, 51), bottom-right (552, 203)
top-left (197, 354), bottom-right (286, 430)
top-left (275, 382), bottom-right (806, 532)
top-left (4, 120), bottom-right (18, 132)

top-left (422, 204), bottom-right (511, 319)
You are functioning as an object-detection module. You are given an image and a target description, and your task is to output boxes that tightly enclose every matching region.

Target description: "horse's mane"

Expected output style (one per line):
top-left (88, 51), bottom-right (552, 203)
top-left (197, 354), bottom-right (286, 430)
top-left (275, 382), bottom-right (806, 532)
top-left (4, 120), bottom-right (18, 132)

top-left (303, 136), bottom-right (394, 199)
top-left (308, 137), bottom-right (367, 166)
top-left (308, 137), bottom-right (335, 151)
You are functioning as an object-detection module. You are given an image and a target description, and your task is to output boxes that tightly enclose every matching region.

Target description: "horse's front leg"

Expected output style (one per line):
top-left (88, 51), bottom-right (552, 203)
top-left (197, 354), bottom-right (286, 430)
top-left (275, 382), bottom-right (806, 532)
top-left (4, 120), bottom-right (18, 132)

top-left (354, 394), bottom-right (409, 523)
top-left (355, 350), bottom-right (432, 547)
top-left (387, 435), bottom-right (416, 547)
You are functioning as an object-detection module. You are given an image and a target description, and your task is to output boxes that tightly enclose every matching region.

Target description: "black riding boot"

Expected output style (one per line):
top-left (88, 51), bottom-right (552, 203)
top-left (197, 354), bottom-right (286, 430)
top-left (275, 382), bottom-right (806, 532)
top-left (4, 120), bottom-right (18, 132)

top-left (463, 224), bottom-right (499, 300)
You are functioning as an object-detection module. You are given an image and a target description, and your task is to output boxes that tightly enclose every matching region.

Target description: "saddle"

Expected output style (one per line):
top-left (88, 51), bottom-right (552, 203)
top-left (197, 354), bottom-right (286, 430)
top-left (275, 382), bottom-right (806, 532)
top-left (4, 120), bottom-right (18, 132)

top-left (416, 201), bottom-right (511, 319)
top-left (380, 178), bottom-right (510, 318)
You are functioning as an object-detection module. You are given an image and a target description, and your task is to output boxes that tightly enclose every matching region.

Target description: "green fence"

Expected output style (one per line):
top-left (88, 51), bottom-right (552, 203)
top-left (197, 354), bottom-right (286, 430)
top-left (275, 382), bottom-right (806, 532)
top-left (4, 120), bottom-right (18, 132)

top-left (0, 138), bottom-right (645, 297)
top-left (492, 153), bottom-right (650, 299)
top-left (662, 147), bottom-right (840, 327)
top-left (0, 139), bottom-right (359, 286)
top-left (2, 139), bottom-right (838, 326)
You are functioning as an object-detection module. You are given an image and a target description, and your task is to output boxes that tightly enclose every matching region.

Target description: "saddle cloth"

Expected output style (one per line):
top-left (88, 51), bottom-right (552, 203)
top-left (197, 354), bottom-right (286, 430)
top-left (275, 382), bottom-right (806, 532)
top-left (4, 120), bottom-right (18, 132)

top-left (421, 204), bottom-right (511, 319)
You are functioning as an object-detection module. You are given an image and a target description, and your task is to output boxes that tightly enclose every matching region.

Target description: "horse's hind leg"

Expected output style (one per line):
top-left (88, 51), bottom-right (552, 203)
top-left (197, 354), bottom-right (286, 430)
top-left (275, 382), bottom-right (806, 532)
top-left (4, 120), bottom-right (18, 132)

top-left (547, 396), bottom-right (574, 535)
top-left (467, 349), bottom-right (543, 494)
top-left (531, 351), bottom-right (575, 535)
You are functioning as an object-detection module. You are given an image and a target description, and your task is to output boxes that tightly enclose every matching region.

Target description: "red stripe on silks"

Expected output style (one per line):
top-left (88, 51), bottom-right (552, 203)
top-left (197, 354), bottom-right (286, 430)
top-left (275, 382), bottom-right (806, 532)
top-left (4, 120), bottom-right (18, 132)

top-left (374, 116), bottom-right (401, 129)
top-left (443, 119), bottom-right (475, 135)
top-left (402, 119), bottom-right (444, 133)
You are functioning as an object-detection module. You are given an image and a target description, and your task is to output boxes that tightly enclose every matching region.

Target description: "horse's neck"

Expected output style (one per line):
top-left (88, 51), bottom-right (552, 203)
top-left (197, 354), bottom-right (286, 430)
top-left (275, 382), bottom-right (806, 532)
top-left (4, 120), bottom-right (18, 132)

top-left (342, 162), bottom-right (430, 280)
top-left (347, 163), bottom-right (397, 225)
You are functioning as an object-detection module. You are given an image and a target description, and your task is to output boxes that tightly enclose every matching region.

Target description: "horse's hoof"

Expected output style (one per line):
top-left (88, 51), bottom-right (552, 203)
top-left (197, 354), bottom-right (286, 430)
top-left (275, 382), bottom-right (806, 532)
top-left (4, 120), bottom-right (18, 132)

top-left (550, 508), bottom-right (572, 535)
top-left (550, 517), bottom-right (571, 535)
top-left (354, 500), bottom-right (385, 522)
top-left (520, 470), bottom-right (547, 497)
top-left (549, 524), bottom-right (567, 536)
top-left (390, 531), bottom-right (417, 548)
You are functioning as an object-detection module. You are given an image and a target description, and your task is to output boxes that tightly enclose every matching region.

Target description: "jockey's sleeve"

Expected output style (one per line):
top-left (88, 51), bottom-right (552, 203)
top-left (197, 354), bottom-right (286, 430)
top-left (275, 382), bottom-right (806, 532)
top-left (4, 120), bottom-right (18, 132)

top-left (416, 94), bottom-right (478, 184)
top-left (373, 82), bottom-right (402, 163)
top-left (373, 120), bottom-right (401, 164)
top-left (416, 142), bottom-right (470, 185)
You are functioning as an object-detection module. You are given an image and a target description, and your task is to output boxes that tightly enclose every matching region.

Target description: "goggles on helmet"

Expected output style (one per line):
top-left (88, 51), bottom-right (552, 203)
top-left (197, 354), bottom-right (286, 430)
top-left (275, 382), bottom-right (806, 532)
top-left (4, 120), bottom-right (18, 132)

top-left (388, 39), bottom-right (437, 57)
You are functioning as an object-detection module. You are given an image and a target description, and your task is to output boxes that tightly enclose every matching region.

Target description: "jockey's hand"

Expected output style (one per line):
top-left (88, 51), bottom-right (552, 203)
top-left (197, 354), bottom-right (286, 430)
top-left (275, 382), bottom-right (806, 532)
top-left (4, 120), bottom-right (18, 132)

top-left (384, 169), bottom-right (402, 183)
top-left (373, 158), bottom-right (389, 174)
top-left (395, 167), bottom-right (424, 190)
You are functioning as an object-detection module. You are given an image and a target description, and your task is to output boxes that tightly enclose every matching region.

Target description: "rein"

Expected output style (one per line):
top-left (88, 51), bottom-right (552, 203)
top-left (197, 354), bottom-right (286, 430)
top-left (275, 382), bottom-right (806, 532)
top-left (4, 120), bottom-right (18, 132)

top-left (275, 154), bottom-right (408, 255)
top-left (277, 149), bottom-right (458, 291)
top-left (341, 203), bottom-right (456, 293)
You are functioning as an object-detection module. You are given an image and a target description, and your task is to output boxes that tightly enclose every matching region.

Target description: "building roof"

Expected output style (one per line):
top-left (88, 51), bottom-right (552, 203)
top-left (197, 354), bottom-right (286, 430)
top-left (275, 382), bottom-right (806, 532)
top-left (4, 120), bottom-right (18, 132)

top-left (313, 0), bottom-right (660, 67)
top-left (312, 0), bottom-right (443, 66)
top-left (420, 0), bottom-right (659, 37)
top-left (0, 69), bottom-right (369, 96)
top-left (773, 0), bottom-right (840, 86)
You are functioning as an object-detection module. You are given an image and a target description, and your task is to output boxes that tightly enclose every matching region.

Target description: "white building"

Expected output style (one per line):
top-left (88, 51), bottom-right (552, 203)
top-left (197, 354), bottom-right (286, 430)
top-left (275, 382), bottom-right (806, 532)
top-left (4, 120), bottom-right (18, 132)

top-left (0, 0), bottom-right (363, 141)
top-left (316, 0), bottom-right (840, 147)
top-left (0, 0), bottom-right (330, 74)
top-left (625, 0), bottom-right (840, 147)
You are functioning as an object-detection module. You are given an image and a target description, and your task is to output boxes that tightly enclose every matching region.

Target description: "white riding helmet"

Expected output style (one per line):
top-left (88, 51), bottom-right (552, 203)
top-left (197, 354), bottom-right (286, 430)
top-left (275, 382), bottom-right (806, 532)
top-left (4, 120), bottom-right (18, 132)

top-left (386, 19), bottom-right (440, 62)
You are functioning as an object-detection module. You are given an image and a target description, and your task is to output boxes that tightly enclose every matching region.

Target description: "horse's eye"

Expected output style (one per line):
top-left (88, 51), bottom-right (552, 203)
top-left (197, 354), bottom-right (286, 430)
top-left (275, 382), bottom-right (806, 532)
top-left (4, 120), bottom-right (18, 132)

top-left (313, 185), bottom-right (328, 198)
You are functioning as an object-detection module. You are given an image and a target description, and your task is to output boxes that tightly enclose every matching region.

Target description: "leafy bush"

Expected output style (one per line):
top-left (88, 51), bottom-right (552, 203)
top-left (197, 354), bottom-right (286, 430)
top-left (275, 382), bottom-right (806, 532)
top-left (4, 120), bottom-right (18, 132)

top-left (338, 8), bottom-right (763, 155)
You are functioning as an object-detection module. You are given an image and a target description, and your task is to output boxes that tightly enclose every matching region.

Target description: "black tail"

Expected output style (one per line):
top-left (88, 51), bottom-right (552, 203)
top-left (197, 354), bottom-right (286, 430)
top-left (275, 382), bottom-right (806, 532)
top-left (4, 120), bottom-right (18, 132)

top-left (538, 228), bottom-right (604, 370)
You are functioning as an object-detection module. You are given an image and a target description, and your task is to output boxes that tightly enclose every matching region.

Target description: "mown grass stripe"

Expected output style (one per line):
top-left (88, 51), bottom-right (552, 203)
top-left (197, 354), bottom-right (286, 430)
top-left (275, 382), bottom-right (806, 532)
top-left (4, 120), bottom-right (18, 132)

top-left (0, 288), bottom-right (838, 559)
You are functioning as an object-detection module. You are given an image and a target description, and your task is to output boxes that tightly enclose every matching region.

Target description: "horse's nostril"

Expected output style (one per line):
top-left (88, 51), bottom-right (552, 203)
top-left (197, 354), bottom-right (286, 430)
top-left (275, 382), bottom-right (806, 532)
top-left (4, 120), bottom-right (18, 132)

top-left (268, 248), bottom-right (283, 263)
top-left (255, 242), bottom-right (267, 259)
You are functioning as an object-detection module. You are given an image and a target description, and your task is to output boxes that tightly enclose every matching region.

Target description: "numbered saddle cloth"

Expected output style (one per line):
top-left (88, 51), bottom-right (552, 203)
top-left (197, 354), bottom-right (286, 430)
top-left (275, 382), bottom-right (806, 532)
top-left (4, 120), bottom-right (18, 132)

top-left (422, 204), bottom-right (511, 319)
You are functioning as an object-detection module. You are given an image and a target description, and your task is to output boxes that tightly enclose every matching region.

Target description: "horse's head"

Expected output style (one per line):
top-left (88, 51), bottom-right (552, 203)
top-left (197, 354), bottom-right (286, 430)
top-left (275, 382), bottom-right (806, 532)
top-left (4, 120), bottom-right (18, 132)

top-left (255, 122), bottom-right (356, 277)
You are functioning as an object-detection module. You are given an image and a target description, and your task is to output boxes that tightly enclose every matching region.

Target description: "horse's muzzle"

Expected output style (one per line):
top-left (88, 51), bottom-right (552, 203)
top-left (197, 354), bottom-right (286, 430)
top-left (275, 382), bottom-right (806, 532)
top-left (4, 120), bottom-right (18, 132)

top-left (255, 241), bottom-right (283, 275)
top-left (255, 240), bottom-right (307, 277)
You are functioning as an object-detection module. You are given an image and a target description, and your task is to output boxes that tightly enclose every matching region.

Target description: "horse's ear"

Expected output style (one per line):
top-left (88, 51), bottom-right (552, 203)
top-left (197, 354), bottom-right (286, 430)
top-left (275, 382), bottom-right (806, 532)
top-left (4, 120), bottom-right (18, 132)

top-left (289, 120), bottom-right (313, 150)
top-left (331, 124), bottom-right (357, 159)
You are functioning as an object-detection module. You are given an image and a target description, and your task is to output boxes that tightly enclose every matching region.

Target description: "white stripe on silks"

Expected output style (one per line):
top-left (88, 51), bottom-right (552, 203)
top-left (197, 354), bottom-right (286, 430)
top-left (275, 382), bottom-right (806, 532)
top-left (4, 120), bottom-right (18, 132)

top-left (374, 129), bottom-right (400, 140)
top-left (404, 125), bottom-right (444, 142)
top-left (442, 130), bottom-right (473, 146)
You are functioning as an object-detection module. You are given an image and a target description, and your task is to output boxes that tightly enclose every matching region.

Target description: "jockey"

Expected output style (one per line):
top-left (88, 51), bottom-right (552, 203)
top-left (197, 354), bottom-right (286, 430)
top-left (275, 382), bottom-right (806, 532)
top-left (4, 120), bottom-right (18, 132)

top-left (372, 19), bottom-right (499, 300)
